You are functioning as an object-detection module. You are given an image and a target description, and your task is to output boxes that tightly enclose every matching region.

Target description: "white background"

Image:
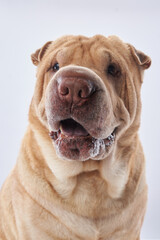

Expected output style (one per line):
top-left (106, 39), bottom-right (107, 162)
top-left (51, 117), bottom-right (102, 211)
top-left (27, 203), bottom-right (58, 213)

top-left (0, 0), bottom-right (160, 239)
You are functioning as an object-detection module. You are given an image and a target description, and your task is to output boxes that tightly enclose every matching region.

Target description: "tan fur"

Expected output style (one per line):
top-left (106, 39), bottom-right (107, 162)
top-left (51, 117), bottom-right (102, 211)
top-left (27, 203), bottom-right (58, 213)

top-left (0, 35), bottom-right (151, 239)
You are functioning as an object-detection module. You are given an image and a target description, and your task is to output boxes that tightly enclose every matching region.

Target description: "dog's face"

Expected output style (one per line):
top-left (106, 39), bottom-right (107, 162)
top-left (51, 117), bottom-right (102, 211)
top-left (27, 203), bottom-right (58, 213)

top-left (31, 35), bottom-right (151, 161)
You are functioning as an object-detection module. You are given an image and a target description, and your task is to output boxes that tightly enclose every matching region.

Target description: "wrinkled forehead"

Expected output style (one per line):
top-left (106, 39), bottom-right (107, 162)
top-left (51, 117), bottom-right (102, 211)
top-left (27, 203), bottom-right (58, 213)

top-left (45, 35), bottom-right (129, 66)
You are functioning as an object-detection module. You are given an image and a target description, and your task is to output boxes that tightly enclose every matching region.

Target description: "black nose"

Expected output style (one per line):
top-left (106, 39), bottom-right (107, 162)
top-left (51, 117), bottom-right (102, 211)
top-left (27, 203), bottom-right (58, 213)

top-left (57, 77), bottom-right (95, 104)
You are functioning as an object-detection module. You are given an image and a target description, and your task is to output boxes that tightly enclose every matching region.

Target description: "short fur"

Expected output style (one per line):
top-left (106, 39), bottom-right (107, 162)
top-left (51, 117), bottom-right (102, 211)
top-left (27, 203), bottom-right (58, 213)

top-left (0, 35), bottom-right (151, 240)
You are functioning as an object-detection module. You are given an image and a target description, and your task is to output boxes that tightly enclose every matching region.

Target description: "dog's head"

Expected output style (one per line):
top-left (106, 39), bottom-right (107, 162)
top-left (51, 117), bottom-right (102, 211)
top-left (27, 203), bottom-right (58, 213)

top-left (30, 35), bottom-right (151, 162)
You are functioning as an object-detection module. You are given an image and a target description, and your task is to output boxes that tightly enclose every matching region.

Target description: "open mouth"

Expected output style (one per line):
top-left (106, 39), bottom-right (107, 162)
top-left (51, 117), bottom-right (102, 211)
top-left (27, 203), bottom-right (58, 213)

top-left (60, 118), bottom-right (89, 137)
top-left (49, 118), bottom-right (116, 160)
top-left (49, 118), bottom-right (115, 144)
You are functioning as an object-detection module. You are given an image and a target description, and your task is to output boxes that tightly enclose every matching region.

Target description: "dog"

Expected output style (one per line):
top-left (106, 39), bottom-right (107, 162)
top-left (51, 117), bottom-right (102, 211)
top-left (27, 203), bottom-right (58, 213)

top-left (0, 35), bottom-right (151, 239)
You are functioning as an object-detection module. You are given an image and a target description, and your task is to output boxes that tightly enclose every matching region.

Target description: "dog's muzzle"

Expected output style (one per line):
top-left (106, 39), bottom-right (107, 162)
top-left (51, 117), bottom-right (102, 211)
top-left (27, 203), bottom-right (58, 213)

top-left (45, 66), bottom-right (116, 161)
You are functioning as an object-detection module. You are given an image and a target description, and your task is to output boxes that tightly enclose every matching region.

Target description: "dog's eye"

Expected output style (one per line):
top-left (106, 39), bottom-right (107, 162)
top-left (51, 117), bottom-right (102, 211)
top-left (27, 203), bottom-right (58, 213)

top-left (107, 64), bottom-right (120, 77)
top-left (52, 63), bottom-right (60, 72)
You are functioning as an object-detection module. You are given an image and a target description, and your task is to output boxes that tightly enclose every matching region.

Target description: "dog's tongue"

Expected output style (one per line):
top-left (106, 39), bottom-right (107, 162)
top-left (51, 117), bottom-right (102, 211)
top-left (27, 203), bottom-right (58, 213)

top-left (60, 119), bottom-right (89, 137)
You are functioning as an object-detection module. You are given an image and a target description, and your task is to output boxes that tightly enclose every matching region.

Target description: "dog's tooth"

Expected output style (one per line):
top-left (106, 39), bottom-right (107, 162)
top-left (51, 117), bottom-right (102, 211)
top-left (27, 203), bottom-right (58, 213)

top-left (107, 136), bottom-right (111, 140)
top-left (111, 133), bottom-right (115, 140)
top-left (60, 125), bottom-right (64, 134)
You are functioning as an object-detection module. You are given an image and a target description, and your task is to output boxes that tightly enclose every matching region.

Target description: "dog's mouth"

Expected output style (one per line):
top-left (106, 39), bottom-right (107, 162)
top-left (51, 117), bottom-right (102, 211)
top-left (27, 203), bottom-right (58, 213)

top-left (49, 118), bottom-right (116, 161)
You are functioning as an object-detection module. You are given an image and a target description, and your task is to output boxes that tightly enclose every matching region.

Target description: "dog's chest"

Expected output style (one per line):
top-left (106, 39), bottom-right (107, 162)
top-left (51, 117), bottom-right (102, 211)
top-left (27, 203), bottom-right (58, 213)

top-left (70, 172), bottom-right (109, 217)
top-left (16, 172), bottom-right (143, 240)
top-left (25, 199), bottom-right (138, 240)
top-left (52, 173), bottom-right (142, 239)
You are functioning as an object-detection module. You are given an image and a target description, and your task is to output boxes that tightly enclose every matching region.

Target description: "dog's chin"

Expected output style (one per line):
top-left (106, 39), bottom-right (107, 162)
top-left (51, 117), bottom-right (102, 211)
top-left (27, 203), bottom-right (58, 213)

top-left (49, 119), bottom-right (116, 161)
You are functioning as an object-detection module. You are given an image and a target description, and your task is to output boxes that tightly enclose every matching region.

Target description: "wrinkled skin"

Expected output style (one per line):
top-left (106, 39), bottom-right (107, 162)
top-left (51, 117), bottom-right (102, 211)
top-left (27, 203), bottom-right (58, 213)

top-left (0, 35), bottom-right (151, 240)
top-left (45, 65), bottom-right (117, 161)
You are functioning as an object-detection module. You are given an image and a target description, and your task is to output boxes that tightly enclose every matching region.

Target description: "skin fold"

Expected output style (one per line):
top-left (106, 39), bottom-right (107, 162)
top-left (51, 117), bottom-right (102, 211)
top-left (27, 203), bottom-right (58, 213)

top-left (0, 35), bottom-right (151, 240)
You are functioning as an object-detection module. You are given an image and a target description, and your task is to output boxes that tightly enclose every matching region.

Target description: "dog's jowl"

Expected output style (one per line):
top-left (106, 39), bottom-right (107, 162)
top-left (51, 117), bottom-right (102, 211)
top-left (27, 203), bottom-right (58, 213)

top-left (0, 35), bottom-right (151, 240)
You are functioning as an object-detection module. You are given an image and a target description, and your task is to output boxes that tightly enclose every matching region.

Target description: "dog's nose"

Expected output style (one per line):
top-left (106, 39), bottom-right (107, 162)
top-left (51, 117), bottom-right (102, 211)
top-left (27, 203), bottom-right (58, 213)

top-left (58, 77), bottom-right (95, 104)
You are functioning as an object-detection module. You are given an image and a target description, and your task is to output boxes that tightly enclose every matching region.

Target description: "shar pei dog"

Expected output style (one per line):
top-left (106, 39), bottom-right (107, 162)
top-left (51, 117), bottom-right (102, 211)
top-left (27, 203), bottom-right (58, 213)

top-left (0, 35), bottom-right (151, 240)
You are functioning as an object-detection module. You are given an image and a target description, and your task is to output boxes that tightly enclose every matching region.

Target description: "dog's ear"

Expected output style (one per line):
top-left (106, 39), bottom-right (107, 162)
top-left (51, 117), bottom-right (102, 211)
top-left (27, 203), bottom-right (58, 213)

top-left (128, 44), bottom-right (151, 70)
top-left (31, 41), bottom-right (52, 66)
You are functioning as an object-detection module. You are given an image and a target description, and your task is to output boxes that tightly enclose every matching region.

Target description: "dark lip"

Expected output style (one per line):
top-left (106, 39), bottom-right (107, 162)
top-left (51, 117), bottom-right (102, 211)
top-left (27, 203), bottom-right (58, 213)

top-left (49, 118), bottom-right (116, 147)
